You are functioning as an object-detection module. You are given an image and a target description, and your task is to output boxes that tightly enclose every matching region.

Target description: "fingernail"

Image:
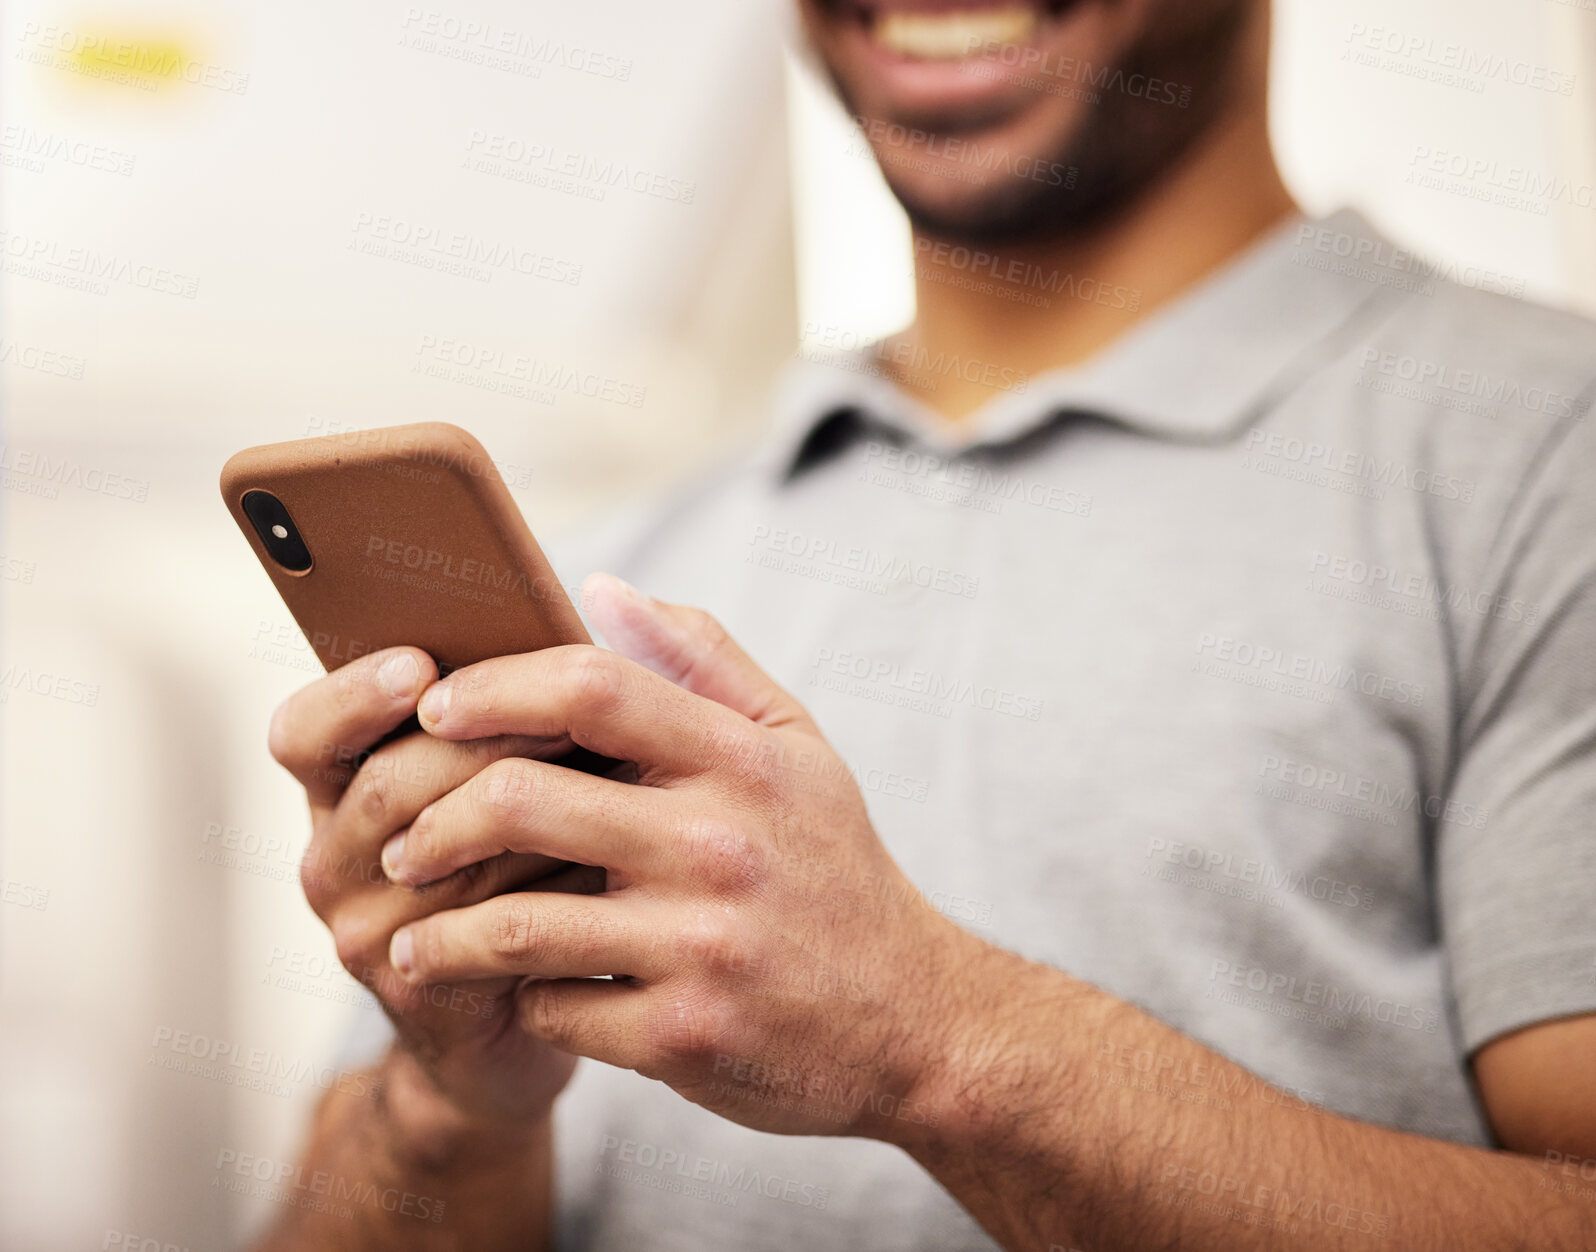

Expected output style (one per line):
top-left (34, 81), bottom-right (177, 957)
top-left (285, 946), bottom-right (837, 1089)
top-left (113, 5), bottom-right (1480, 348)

top-left (586, 571), bottom-right (648, 608)
top-left (377, 653), bottom-right (420, 698)
top-left (380, 831), bottom-right (406, 881)
top-left (607, 573), bottom-right (645, 600)
top-left (390, 929), bottom-right (414, 977)
top-left (418, 681), bottom-right (452, 725)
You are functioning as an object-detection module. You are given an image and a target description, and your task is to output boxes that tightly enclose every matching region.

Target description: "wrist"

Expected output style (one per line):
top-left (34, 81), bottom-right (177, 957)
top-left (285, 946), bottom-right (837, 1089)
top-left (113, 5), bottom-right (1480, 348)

top-left (375, 1045), bottom-right (550, 1175)
top-left (863, 916), bottom-right (1007, 1154)
top-left (882, 931), bottom-right (1101, 1165)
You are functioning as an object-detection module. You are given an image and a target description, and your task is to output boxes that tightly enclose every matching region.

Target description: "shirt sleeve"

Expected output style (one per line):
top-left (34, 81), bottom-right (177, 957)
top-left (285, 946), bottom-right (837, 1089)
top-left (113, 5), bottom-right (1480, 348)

top-left (1442, 401), bottom-right (1596, 1054)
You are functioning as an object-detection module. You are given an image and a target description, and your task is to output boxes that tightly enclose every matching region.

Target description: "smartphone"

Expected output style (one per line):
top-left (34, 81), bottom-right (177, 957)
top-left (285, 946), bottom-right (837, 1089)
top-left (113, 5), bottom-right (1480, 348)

top-left (220, 421), bottom-right (589, 677)
top-left (225, 421), bottom-right (617, 863)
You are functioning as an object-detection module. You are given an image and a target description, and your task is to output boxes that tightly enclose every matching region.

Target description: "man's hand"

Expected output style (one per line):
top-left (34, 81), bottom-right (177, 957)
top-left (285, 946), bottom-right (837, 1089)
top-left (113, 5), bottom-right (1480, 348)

top-left (251, 644), bottom-right (610, 1250)
top-left (268, 645), bottom-right (590, 1150)
top-left (380, 573), bottom-right (979, 1138)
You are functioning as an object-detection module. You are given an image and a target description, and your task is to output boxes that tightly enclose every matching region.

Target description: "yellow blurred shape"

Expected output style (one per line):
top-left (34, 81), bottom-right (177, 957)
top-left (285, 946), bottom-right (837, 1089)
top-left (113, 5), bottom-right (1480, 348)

top-left (69, 31), bottom-right (195, 86)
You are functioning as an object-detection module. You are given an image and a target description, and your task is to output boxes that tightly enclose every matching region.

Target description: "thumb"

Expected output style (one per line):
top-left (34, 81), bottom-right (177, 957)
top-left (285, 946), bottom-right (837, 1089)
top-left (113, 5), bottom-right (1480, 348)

top-left (581, 572), bottom-right (812, 731)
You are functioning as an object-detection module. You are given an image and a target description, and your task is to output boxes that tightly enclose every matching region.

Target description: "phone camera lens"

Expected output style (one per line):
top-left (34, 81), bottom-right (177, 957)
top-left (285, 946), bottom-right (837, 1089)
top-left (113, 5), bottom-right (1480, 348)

top-left (242, 490), bottom-right (313, 572)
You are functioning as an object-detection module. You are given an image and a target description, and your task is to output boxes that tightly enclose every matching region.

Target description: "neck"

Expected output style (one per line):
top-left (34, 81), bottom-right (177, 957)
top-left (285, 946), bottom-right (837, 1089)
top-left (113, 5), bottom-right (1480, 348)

top-left (890, 88), bottom-right (1296, 421)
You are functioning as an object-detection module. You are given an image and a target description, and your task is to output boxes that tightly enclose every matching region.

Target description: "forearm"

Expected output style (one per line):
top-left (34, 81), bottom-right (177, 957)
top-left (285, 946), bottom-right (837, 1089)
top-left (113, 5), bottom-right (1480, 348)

top-left (251, 1047), bottom-right (555, 1251)
top-left (893, 937), bottom-right (1593, 1251)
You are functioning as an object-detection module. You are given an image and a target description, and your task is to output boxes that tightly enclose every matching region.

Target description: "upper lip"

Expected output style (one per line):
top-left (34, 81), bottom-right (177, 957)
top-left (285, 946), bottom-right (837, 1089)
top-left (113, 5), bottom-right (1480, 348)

top-left (827, 0), bottom-right (1080, 26)
top-left (835, 0), bottom-right (1073, 13)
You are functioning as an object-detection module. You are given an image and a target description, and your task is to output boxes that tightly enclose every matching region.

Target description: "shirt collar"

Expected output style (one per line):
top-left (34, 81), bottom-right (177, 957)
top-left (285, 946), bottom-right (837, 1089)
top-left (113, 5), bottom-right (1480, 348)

top-left (758, 208), bottom-right (1391, 479)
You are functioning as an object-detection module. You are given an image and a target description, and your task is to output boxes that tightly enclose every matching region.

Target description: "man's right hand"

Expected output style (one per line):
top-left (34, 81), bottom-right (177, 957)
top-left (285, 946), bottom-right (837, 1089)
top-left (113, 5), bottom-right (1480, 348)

top-left (269, 644), bottom-right (586, 1161)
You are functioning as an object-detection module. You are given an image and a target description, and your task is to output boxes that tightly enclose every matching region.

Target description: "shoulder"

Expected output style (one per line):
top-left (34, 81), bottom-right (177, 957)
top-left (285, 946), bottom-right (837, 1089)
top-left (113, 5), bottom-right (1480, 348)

top-left (1347, 266), bottom-right (1596, 437)
top-left (1350, 281), bottom-right (1596, 622)
top-left (1299, 265), bottom-right (1596, 524)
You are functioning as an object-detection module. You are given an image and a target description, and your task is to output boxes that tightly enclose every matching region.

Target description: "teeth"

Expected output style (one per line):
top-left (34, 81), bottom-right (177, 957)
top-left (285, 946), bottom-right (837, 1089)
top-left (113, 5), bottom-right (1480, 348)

top-left (873, 6), bottom-right (1039, 60)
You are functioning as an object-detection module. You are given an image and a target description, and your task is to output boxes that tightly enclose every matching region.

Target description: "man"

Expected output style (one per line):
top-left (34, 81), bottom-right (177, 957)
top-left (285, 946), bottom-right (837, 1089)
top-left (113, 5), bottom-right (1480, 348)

top-left (256, 0), bottom-right (1596, 1247)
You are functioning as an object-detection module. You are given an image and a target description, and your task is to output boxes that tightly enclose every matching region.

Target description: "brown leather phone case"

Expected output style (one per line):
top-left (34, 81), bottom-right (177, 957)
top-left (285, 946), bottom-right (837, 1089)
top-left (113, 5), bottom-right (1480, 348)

top-left (220, 422), bottom-right (590, 674)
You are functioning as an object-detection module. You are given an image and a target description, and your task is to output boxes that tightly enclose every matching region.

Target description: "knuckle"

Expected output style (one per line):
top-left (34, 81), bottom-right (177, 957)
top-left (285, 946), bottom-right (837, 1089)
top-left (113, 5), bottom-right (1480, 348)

top-left (353, 774), bottom-right (394, 828)
top-left (493, 897), bottom-right (543, 959)
top-left (266, 699), bottom-right (301, 769)
top-left (330, 913), bottom-right (379, 975)
top-left (346, 754), bottom-right (400, 826)
top-left (683, 815), bottom-right (763, 895)
top-left (447, 667), bottom-right (498, 723)
top-left (477, 757), bottom-right (536, 821)
top-left (401, 805), bottom-right (435, 867)
top-left (298, 845), bottom-right (338, 914)
top-left (521, 983), bottom-right (573, 1045)
top-left (691, 608), bottom-right (732, 656)
top-left (646, 990), bottom-right (732, 1062)
top-left (567, 648), bottom-right (628, 714)
top-left (328, 661), bottom-right (370, 717)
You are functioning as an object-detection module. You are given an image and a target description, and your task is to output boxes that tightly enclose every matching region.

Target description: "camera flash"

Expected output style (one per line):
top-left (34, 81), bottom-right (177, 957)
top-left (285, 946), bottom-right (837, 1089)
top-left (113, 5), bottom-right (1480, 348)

top-left (271, 524), bottom-right (288, 539)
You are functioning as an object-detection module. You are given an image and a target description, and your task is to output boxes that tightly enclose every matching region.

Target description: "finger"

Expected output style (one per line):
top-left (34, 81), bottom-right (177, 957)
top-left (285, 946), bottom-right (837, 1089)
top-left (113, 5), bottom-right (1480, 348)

top-left (416, 645), bottom-right (764, 780)
top-left (337, 730), bottom-right (564, 853)
top-left (268, 646), bottom-right (435, 811)
top-left (301, 731), bottom-right (571, 913)
top-left (516, 977), bottom-right (651, 1070)
top-left (582, 573), bottom-right (815, 733)
top-left (383, 755), bottom-right (685, 888)
top-left (391, 893), bottom-right (661, 985)
top-left (329, 846), bottom-right (569, 1006)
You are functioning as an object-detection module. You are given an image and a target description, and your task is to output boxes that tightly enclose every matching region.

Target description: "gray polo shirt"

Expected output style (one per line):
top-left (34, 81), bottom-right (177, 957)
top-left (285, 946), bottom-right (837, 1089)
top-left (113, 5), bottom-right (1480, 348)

top-left (353, 209), bottom-right (1596, 1249)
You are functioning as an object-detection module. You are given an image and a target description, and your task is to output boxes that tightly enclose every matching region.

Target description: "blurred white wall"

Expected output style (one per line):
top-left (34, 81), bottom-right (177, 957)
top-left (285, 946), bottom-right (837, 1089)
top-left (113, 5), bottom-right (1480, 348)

top-left (5, 1), bottom-right (1596, 1247)
top-left (1272, 0), bottom-right (1596, 312)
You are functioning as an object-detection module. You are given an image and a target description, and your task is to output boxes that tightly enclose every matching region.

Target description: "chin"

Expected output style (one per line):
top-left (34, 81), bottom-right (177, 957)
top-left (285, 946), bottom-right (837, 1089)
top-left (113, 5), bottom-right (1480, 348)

top-left (801, 0), bottom-right (1256, 245)
top-left (864, 101), bottom-right (1097, 243)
